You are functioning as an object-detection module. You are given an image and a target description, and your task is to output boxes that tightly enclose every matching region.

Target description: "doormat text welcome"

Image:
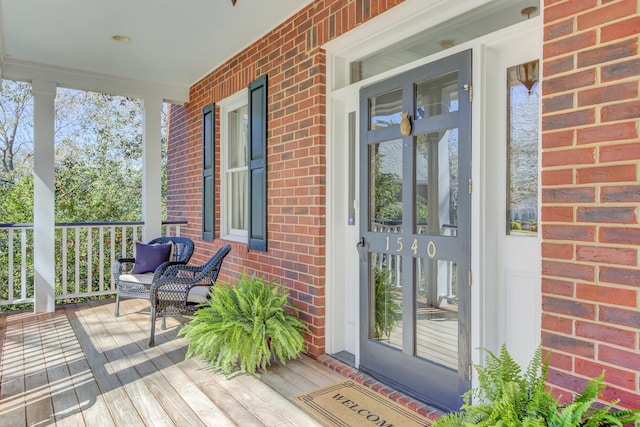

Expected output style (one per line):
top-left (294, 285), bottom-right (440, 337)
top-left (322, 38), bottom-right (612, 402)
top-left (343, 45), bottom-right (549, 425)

top-left (292, 380), bottom-right (432, 427)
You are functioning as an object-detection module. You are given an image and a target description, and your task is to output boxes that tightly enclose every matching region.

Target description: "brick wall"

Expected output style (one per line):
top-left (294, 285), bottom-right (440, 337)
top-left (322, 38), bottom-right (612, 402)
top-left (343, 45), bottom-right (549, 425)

top-left (167, 0), bottom-right (403, 357)
top-left (542, 0), bottom-right (640, 408)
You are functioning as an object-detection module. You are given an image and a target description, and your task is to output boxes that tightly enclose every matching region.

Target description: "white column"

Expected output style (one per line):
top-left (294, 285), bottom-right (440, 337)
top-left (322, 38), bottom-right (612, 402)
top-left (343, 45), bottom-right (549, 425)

top-left (32, 80), bottom-right (56, 313)
top-left (142, 95), bottom-right (163, 241)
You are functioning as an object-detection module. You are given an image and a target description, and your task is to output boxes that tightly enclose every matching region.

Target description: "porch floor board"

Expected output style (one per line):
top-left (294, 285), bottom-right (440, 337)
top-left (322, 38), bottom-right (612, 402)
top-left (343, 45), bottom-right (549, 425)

top-left (0, 299), bottom-right (326, 426)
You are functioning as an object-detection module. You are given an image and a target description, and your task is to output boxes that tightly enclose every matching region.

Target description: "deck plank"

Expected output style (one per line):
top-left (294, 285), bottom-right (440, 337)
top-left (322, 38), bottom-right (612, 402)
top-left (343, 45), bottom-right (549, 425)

top-left (40, 312), bottom-right (86, 427)
top-left (60, 306), bottom-right (116, 427)
top-left (0, 299), bottom-right (351, 427)
top-left (67, 303), bottom-right (146, 427)
top-left (0, 312), bottom-right (27, 427)
top-left (101, 299), bottom-right (241, 427)
top-left (24, 314), bottom-right (55, 426)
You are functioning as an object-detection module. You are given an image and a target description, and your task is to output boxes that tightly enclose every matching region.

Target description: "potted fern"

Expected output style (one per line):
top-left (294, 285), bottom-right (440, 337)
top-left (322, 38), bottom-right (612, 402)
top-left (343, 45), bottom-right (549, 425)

top-left (434, 345), bottom-right (640, 427)
top-left (178, 272), bottom-right (308, 376)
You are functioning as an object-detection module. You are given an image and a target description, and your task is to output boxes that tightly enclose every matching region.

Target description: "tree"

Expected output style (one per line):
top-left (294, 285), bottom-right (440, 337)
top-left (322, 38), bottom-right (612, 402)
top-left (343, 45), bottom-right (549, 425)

top-left (0, 80), bottom-right (33, 182)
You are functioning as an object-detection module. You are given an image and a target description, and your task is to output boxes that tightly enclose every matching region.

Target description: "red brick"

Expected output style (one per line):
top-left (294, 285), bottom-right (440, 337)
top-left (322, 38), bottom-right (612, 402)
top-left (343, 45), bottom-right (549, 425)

top-left (542, 169), bottom-right (573, 185)
top-left (576, 245), bottom-right (637, 266)
top-left (542, 187), bottom-right (595, 204)
top-left (600, 142), bottom-right (640, 163)
top-left (544, 31), bottom-right (597, 59)
top-left (576, 206), bottom-right (636, 223)
top-left (543, 242), bottom-right (574, 260)
top-left (600, 266), bottom-right (640, 288)
top-left (600, 227), bottom-right (640, 245)
top-left (541, 206), bottom-right (574, 222)
top-left (543, 93), bottom-right (574, 113)
top-left (575, 358), bottom-right (636, 390)
top-left (602, 58), bottom-right (640, 82)
top-left (602, 100), bottom-right (640, 122)
top-left (601, 185), bottom-right (640, 203)
top-left (543, 313), bottom-right (574, 334)
top-left (600, 306), bottom-right (640, 330)
top-left (576, 283), bottom-right (638, 307)
top-left (599, 345), bottom-right (640, 371)
top-left (577, 81), bottom-right (638, 107)
top-left (547, 351), bottom-right (573, 371)
top-left (543, 260), bottom-right (595, 281)
top-left (576, 165), bottom-right (636, 184)
top-left (576, 320), bottom-right (636, 349)
top-left (542, 130), bottom-right (574, 149)
top-left (576, 122), bottom-right (637, 145)
top-left (543, 224), bottom-right (595, 242)
top-left (545, 18), bottom-right (575, 41)
top-left (542, 332), bottom-right (595, 357)
top-left (542, 148), bottom-right (595, 167)
top-left (601, 16), bottom-right (640, 43)
top-left (542, 278), bottom-right (575, 297)
top-left (542, 69), bottom-right (596, 95)
top-left (577, 0), bottom-right (638, 30)
top-left (601, 386), bottom-right (640, 410)
top-left (543, 56), bottom-right (575, 76)
top-left (577, 39), bottom-right (638, 68)
top-left (545, 0), bottom-right (598, 24)
top-left (546, 368), bottom-right (591, 396)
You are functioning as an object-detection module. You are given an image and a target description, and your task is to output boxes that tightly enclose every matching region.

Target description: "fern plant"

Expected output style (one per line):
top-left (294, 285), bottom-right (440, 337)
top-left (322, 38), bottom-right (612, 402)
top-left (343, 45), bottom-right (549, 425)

top-left (373, 267), bottom-right (401, 340)
top-left (434, 345), bottom-right (640, 427)
top-left (178, 272), bottom-right (308, 376)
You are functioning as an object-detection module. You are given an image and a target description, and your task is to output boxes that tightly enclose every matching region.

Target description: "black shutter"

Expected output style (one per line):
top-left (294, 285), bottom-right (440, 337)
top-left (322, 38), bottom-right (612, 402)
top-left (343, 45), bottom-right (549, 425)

top-left (202, 103), bottom-right (215, 241)
top-left (248, 76), bottom-right (267, 251)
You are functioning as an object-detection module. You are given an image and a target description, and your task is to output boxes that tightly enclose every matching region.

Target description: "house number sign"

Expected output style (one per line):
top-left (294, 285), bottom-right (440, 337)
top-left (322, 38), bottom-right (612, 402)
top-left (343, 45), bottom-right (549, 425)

top-left (384, 236), bottom-right (437, 258)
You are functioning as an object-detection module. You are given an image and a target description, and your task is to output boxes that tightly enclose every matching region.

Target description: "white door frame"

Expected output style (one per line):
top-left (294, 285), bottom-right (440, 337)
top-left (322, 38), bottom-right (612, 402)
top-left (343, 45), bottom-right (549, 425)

top-left (325, 0), bottom-right (542, 376)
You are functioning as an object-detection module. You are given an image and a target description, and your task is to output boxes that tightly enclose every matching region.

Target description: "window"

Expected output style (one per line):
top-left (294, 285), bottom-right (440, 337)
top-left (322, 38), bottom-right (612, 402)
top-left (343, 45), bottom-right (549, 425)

top-left (205, 75), bottom-right (268, 250)
top-left (220, 91), bottom-right (249, 241)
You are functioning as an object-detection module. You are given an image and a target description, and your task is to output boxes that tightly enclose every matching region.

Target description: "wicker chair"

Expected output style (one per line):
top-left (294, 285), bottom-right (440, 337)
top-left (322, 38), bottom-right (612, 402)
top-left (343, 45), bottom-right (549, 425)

top-left (149, 244), bottom-right (231, 346)
top-left (112, 236), bottom-right (195, 317)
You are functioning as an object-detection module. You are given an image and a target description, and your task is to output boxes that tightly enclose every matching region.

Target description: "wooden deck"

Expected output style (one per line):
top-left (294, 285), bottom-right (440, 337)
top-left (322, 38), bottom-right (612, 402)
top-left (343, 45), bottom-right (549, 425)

top-left (0, 298), bottom-right (347, 426)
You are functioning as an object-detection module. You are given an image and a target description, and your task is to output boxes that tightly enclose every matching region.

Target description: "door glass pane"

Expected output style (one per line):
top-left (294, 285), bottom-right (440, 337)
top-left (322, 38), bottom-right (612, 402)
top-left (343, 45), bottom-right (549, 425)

top-left (416, 258), bottom-right (458, 369)
top-left (507, 61), bottom-right (539, 236)
top-left (370, 139), bottom-right (403, 233)
top-left (369, 89), bottom-right (403, 129)
top-left (370, 252), bottom-right (402, 351)
top-left (415, 72), bottom-right (458, 119)
top-left (415, 130), bottom-right (459, 235)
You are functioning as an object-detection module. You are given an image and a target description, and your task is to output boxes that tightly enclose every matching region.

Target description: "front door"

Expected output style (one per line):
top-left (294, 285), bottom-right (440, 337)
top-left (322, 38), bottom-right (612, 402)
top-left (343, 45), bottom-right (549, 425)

top-left (358, 50), bottom-right (472, 410)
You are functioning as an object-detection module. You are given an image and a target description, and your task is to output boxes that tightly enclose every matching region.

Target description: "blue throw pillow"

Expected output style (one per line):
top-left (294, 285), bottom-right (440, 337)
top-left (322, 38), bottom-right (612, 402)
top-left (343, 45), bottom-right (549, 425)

top-left (131, 242), bottom-right (172, 274)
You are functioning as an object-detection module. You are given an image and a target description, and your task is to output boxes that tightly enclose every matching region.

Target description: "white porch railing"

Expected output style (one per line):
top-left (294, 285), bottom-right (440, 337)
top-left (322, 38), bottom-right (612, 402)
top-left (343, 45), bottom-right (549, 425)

top-left (0, 220), bottom-right (186, 308)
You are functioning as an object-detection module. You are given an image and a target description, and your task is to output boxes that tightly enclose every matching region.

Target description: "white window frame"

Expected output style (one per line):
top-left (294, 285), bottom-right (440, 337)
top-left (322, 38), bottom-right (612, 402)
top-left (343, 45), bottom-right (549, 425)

top-left (219, 89), bottom-right (249, 243)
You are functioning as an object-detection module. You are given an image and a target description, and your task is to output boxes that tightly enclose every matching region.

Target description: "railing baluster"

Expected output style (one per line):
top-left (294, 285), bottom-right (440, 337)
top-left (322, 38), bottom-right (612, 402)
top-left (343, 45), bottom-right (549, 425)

top-left (75, 227), bottom-right (80, 295)
top-left (20, 228), bottom-right (27, 300)
top-left (121, 226), bottom-right (127, 258)
top-left (8, 228), bottom-right (14, 303)
top-left (110, 226), bottom-right (116, 290)
top-left (99, 226), bottom-right (104, 292)
top-left (87, 226), bottom-right (93, 293)
top-left (62, 227), bottom-right (68, 297)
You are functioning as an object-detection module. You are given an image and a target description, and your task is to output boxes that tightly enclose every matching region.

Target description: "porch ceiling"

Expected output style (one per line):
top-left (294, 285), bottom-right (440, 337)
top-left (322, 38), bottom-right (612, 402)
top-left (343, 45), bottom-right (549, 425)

top-left (0, 0), bottom-right (312, 99)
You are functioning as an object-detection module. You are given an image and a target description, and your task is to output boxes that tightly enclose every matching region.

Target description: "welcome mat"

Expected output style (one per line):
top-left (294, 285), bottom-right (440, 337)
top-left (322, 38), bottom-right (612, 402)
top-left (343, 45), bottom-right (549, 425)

top-left (293, 380), bottom-right (432, 427)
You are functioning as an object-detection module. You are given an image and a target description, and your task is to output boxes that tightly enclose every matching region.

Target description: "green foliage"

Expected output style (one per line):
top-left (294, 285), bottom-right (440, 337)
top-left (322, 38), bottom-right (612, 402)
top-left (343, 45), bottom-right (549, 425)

top-left (372, 267), bottom-right (401, 340)
top-left (373, 151), bottom-right (402, 221)
top-left (178, 272), bottom-right (308, 376)
top-left (433, 345), bottom-right (640, 427)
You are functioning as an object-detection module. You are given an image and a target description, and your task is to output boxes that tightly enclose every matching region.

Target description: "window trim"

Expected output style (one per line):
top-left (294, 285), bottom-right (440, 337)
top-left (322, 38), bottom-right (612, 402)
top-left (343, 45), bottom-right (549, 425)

top-left (219, 89), bottom-right (249, 243)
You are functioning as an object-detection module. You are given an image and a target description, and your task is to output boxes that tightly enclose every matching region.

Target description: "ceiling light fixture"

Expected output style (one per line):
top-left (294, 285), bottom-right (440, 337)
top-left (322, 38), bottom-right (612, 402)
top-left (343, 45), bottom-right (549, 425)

top-left (111, 35), bottom-right (132, 43)
top-left (231, 0), bottom-right (237, 5)
top-left (521, 7), bottom-right (538, 19)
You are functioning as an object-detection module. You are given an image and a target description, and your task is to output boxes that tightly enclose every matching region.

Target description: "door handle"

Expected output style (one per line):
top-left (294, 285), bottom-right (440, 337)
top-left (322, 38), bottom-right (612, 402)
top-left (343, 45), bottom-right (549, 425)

top-left (356, 237), bottom-right (367, 263)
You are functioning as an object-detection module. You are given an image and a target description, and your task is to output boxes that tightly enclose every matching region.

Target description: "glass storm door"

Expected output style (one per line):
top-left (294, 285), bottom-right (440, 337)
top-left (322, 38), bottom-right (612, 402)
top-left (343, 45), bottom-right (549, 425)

top-left (358, 50), bottom-right (472, 411)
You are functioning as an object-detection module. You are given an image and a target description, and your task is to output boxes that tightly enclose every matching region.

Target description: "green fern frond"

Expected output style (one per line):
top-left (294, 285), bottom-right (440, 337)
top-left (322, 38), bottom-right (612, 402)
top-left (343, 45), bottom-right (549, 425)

top-left (178, 271), bottom-right (308, 376)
